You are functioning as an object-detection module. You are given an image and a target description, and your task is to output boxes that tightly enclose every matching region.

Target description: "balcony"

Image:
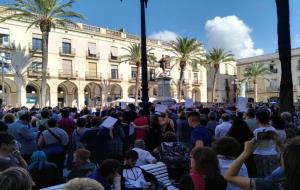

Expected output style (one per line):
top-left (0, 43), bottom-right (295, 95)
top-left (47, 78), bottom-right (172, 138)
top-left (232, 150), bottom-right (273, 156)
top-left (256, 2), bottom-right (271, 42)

top-left (28, 43), bottom-right (42, 57)
top-left (85, 72), bottom-right (102, 80)
top-left (108, 54), bottom-right (122, 63)
top-left (58, 70), bottom-right (78, 79)
top-left (246, 87), bottom-right (254, 92)
top-left (27, 67), bottom-right (49, 77)
top-left (0, 41), bottom-right (15, 50)
top-left (128, 75), bottom-right (142, 83)
top-left (192, 80), bottom-right (202, 86)
top-left (108, 74), bottom-right (123, 82)
top-left (266, 86), bottom-right (280, 92)
top-left (59, 47), bottom-right (76, 57)
top-left (270, 69), bottom-right (278, 73)
top-left (86, 51), bottom-right (100, 60)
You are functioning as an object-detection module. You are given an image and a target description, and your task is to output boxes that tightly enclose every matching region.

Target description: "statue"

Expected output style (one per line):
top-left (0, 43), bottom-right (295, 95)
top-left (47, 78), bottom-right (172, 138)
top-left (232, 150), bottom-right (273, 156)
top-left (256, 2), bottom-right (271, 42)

top-left (158, 55), bottom-right (166, 75)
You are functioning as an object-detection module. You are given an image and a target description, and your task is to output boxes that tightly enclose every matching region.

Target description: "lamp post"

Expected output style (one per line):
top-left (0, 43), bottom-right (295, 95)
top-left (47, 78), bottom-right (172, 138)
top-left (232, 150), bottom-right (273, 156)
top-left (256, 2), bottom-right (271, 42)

top-left (121, 0), bottom-right (149, 114)
top-left (0, 53), bottom-right (6, 107)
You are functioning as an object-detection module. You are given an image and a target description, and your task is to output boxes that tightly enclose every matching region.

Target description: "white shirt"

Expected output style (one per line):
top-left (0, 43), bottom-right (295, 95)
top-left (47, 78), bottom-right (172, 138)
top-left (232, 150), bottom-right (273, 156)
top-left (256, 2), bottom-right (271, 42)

top-left (215, 121), bottom-right (232, 138)
top-left (253, 126), bottom-right (278, 156)
top-left (219, 158), bottom-right (248, 190)
top-left (133, 148), bottom-right (156, 166)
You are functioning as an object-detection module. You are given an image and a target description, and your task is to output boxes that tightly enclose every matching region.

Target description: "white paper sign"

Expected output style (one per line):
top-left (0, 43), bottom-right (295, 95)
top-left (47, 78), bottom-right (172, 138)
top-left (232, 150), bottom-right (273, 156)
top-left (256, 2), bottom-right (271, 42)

top-left (185, 99), bottom-right (193, 108)
top-left (237, 97), bottom-right (248, 112)
top-left (155, 104), bottom-right (168, 113)
top-left (120, 102), bottom-right (127, 110)
top-left (101, 116), bottom-right (118, 129)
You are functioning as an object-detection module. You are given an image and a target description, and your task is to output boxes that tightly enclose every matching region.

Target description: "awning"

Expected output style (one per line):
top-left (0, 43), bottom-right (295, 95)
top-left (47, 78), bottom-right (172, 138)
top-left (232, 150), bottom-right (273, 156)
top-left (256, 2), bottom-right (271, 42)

top-left (111, 47), bottom-right (118, 57)
top-left (0, 28), bottom-right (9, 35)
top-left (88, 43), bottom-right (97, 55)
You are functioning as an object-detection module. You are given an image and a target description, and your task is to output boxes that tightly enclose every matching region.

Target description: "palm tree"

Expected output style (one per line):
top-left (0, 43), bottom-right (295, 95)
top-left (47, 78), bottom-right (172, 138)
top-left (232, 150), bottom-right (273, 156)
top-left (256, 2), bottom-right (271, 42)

top-left (243, 63), bottom-right (270, 102)
top-left (0, 0), bottom-right (84, 107)
top-left (170, 37), bottom-right (202, 101)
top-left (275, 0), bottom-right (293, 113)
top-left (121, 43), bottom-right (156, 105)
top-left (205, 48), bottom-right (234, 102)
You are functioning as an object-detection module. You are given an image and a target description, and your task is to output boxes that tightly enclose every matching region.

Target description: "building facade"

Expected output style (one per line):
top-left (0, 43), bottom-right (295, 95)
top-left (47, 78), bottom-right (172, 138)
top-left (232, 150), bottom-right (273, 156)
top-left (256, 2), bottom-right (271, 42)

top-left (207, 61), bottom-right (237, 103)
top-left (237, 48), bottom-right (300, 102)
top-left (0, 11), bottom-right (207, 108)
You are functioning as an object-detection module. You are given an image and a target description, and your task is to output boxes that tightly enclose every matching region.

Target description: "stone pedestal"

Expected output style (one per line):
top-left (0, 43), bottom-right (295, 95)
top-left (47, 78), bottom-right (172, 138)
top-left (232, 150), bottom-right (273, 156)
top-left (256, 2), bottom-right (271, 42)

top-left (156, 75), bottom-right (172, 101)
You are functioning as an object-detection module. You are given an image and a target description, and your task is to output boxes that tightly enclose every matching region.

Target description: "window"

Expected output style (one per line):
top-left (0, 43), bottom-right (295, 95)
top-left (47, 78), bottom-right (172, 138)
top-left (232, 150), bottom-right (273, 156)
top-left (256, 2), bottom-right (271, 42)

top-left (269, 64), bottom-right (277, 73)
top-left (88, 62), bottom-right (97, 76)
top-left (62, 60), bottom-right (72, 75)
top-left (88, 43), bottom-right (97, 56)
top-left (131, 67), bottom-right (137, 79)
top-left (298, 77), bottom-right (300, 86)
top-left (150, 69), bottom-right (155, 81)
top-left (110, 46), bottom-right (118, 60)
top-left (32, 38), bottom-right (42, 51)
top-left (298, 60), bottom-right (300, 70)
top-left (62, 42), bottom-right (71, 54)
top-left (30, 62), bottom-right (42, 71)
top-left (111, 65), bottom-right (118, 79)
top-left (0, 28), bottom-right (9, 47)
top-left (193, 73), bottom-right (198, 84)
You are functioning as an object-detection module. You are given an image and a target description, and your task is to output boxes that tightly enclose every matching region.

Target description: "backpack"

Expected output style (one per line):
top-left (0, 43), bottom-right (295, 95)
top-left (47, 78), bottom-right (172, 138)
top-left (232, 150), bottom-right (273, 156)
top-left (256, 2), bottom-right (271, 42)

top-left (160, 142), bottom-right (188, 166)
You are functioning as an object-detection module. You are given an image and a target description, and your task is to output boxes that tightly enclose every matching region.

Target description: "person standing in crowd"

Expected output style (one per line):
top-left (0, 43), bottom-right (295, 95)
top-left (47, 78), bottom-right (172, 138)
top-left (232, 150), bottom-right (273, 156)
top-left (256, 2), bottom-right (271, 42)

top-left (213, 137), bottom-right (248, 190)
top-left (0, 167), bottom-right (33, 190)
top-left (58, 109), bottom-right (76, 168)
top-left (224, 139), bottom-right (300, 190)
top-left (188, 112), bottom-right (212, 148)
top-left (180, 147), bottom-right (227, 190)
top-left (207, 111), bottom-right (219, 136)
top-left (271, 115), bottom-right (287, 143)
top-left (109, 113), bottom-right (126, 160)
top-left (244, 108), bottom-right (258, 132)
top-left (27, 150), bottom-right (60, 189)
top-left (159, 112), bottom-right (175, 137)
top-left (176, 111), bottom-right (191, 146)
top-left (63, 178), bottom-right (104, 190)
top-left (215, 113), bottom-right (232, 139)
top-left (72, 118), bottom-right (89, 150)
top-left (68, 148), bottom-right (96, 180)
top-left (37, 118), bottom-right (69, 179)
top-left (145, 114), bottom-right (162, 152)
top-left (122, 104), bottom-right (137, 150)
top-left (8, 110), bottom-right (36, 163)
top-left (0, 133), bottom-right (27, 171)
top-left (2, 113), bottom-right (16, 126)
top-left (133, 110), bottom-right (149, 140)
top-left (89, 159), bottom-right (122, 190)
top-left (253, 109), bottom-right (279, 177)
top-left (133, 140), bottom-right (157, 166)
top-left (80, 117), bottom-right (112, 165)
top-left (227, 119), bottom-right (256, 177)
top-left (37, 109), bottom-right (50, 128)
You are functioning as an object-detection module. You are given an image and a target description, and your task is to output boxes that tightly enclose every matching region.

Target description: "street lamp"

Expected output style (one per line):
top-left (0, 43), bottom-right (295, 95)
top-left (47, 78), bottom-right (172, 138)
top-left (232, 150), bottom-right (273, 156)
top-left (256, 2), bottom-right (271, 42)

top-left (0, 53), bottom-right (7, 107)
top-left (231, 78), bottom-right (241, 103)
top-left (121, 0), bottom-right (149, 114)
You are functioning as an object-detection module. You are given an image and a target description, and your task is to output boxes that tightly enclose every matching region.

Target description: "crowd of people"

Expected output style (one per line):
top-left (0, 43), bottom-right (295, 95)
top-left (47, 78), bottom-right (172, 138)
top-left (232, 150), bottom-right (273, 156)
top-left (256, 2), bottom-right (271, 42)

top-left (0, 102), bottom-right (300, 190)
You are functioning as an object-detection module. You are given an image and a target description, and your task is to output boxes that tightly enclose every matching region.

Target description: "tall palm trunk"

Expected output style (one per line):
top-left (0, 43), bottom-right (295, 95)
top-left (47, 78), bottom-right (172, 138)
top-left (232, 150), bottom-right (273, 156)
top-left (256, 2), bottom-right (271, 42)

top-left (40, 27), bottom-right (49, 108)
top-left (178, 65), bottom-right (184, 101)
top-left (135, 63), bottom-right (140, 106)
top-left (276, 0), bottom-right (293, 113)
top-left (212, 68), bottom-right (218, 102)
top-left (254, 80), bottom-right (257, 102)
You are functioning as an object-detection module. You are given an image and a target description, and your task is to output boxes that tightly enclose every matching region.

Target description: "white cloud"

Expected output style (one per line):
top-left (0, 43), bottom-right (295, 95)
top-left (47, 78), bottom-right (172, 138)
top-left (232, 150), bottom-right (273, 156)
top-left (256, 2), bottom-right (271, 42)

top-left (149, 30), bottom-right (178, 42)
top-left (205, 16), bottom-right (264, 58)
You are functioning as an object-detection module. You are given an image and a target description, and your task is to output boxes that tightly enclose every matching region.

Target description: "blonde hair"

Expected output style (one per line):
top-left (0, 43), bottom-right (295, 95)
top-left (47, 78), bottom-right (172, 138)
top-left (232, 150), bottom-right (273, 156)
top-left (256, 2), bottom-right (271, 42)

top-left (63, 178), bottom-right (104, 190)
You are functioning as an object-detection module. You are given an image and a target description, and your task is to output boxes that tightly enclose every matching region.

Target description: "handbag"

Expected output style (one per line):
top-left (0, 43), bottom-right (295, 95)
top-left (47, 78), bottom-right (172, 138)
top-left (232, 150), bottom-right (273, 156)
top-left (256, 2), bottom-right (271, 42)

top-left (42, 129), bottom-right (66, 156)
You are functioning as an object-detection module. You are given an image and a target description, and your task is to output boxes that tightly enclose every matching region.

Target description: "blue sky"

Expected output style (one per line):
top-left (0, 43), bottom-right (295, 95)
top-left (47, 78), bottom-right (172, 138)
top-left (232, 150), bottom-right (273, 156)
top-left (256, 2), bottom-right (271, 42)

top-left (1, 0), bottom-right (300, 58)
top-left (72, 0), bottom-right (300, 57)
